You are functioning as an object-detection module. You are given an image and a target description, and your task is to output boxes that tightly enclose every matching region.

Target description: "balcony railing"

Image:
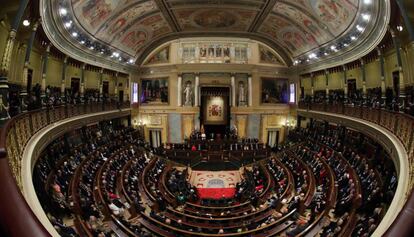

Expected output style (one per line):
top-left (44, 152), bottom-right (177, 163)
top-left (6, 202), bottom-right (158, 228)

top-left (0, 102), bottom-right (130, 237)
top-left (298, 101), bottom-right (414, 237)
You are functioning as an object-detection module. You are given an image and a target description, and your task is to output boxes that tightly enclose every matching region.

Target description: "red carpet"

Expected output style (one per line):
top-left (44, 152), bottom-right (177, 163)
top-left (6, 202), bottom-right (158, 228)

top-left (197, 188), bottom-right (236, 199)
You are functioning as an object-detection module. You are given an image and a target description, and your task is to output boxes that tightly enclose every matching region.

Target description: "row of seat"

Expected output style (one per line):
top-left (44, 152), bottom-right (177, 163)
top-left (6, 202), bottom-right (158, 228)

top-left (33, 122), bottom-right (396, 236)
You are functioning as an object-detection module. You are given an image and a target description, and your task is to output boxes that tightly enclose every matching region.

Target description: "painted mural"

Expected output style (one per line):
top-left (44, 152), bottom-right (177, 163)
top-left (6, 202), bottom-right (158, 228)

top-left (175, 9), bottom-right (256, 31)
top-left (68, 0), bottom-right (364, 60)
top-left (259, 45), bottom-right (283, 64)
top-left (95, 1), bottom-right (158, 41)
top-left (261, 78), bottom-right (289, 104)
top-left (72, 0), bottom-right (131, 33)
top-left (111, 14), bottom-right (171, 55)
top-left (260, 0), bottom-right (358, 57)
top-left (140, 78), bottom-right (169, 104)
top-left (260, 15), bottom-right (318, 56)
top-left (145, 45), bottom-right (170, 64)
top-left (71, 0), bottom-right (171, 56)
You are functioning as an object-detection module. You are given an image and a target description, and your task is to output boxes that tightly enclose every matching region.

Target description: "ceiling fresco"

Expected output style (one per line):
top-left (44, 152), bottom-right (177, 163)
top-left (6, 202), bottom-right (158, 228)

top-left (43, 0), bottom-right (387, 68)
top-left (259, 0), bottom-right (359, 57)
top-left (174, 8), bottom-right (257, 32)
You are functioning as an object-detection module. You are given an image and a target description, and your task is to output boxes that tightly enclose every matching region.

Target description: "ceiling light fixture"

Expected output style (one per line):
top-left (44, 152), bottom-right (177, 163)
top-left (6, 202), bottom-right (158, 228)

top-left (72, 32), bottom-right (78, 37)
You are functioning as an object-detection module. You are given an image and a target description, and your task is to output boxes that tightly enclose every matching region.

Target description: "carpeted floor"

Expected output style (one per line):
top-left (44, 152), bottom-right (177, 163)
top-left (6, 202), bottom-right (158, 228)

top-left (189, 170), bottom-right (241, 199)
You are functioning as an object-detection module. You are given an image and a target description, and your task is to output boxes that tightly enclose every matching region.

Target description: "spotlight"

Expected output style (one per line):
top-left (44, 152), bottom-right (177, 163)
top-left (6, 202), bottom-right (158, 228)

top-left (361, 14), bottom-right (370, 21)
top-left (72, 32), bottom-right (78, 37)
top-left (59, 8), bottom-right (68, 16)
top-left (356, 25), bottom-right (364, 32)
top-left (22, 20), bottom-right (30, 26)
top-left (64, 21), bottom-right (72, 28)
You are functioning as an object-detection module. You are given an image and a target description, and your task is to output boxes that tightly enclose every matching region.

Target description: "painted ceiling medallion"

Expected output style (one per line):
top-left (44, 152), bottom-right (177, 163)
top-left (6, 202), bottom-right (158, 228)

top-left (192, 9), bottom-right (237, 28)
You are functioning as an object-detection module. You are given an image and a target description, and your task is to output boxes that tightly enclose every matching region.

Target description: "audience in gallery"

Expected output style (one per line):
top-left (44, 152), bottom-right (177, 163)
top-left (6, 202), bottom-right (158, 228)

top-left (301, 86), bottom-right (414, 115)
top-left (6, 82), bottom-right (126, 117)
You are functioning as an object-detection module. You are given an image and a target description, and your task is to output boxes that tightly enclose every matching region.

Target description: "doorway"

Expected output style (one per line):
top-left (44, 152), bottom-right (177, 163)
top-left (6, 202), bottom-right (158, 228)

top-left (149, 129), bottom-right (162, 148)
top-left (267, 130), bottom-right (279, 148)
top-left (103, 81), bottom-right (109, 97)
top-left (71, 78), bottom-right (80, 96)
top-left (347, 79), bottom-right (357, 98)
top-left (119, 90), bottom-right (124, 102)
top-left (27, 69), bottom-right (33, 93)
top-left (392, 71), bottom-right (400, 97)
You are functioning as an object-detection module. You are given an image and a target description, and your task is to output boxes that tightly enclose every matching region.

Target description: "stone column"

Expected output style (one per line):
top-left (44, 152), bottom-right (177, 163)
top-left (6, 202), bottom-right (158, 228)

top-left (194, 73), bottom-right (199, 106)
top-left (99, 68), bottom-right (104, 101)
top-left (390, 28), bottom-right (406, 99)
top-left (41, 44), bottom-right (51, 100)
top-left (310, 73), bottom-right (315, 100)
top-left (177, 74), bottom-right (182, 106)
top-left (231, 73), bottom-right (236, 106)
top-left (360, 59), bottom-right (367, 99)
top-left (377, 48), bottom-right (386, 99)
top-left (0, 0), bottom-right (30, 120)
top-left (195, 47), bottom-right (200, 63)
top-left (125, 74), bottom-right (130, 102)
top-left (248, 74), bottom-right (252, 107)
top-left (395, 0), bottom-right (414, 42)
top-left (343, 65), bottom-right (348, 99)
top-left (80, 63), bottom-right (86, 102)
top-left (325, 70), bottom-right (329, 102)
top-left (21, 21), bottom-right (39, 112)
top-left (114, 72), bottom-right (119, 101)
top-left (61, 57), bottom-right (68, 100)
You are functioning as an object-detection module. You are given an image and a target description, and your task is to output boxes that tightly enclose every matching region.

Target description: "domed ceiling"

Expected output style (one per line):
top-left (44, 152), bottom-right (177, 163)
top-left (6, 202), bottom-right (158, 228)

top-left (41, 0), bottom-right (390, 72)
